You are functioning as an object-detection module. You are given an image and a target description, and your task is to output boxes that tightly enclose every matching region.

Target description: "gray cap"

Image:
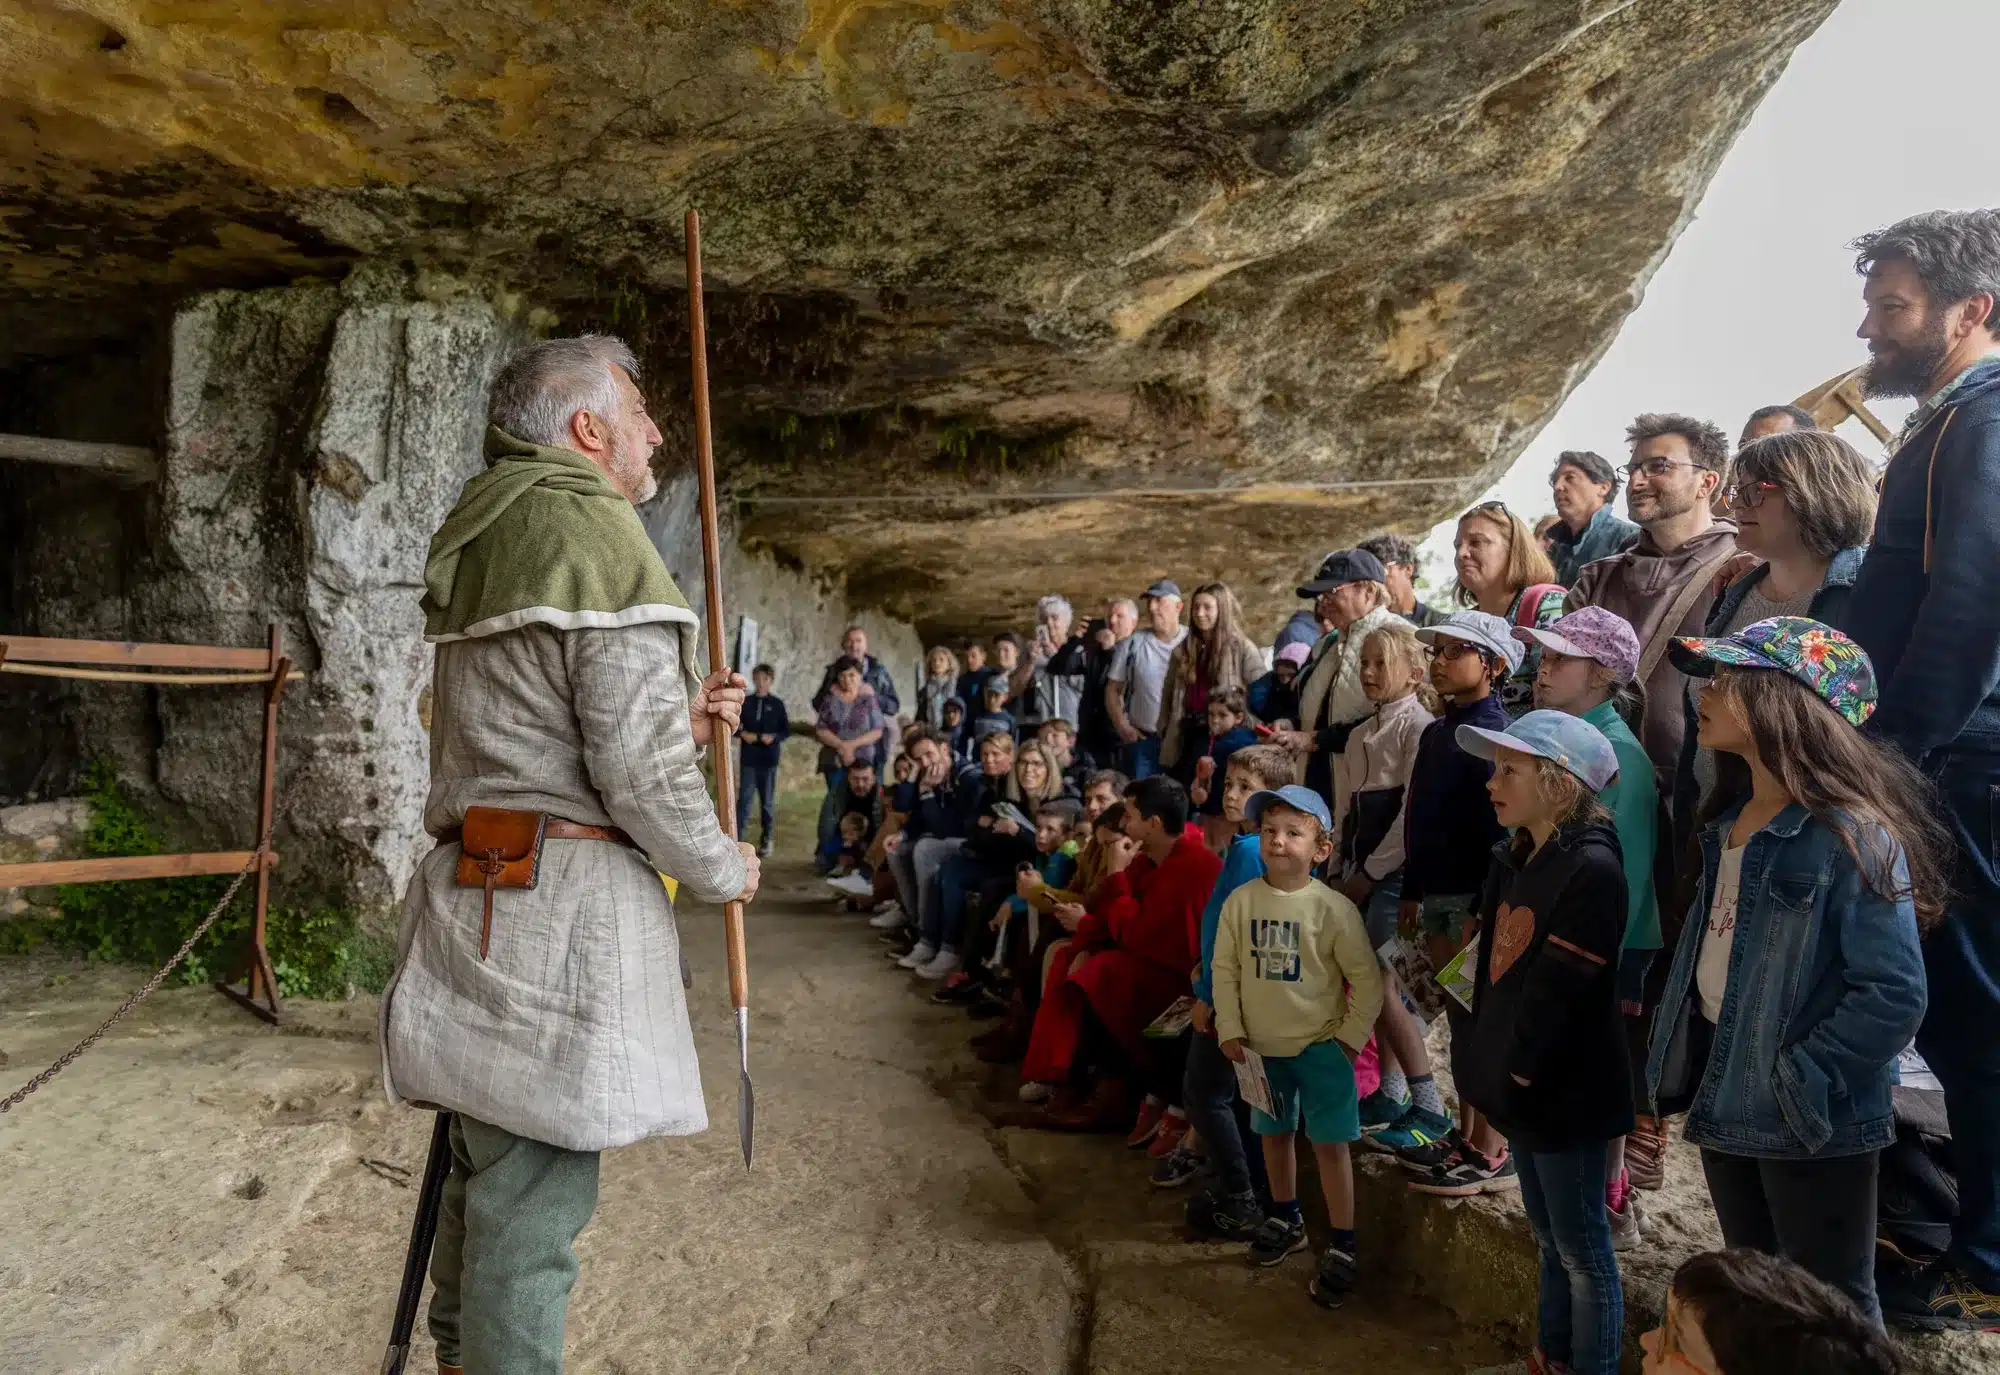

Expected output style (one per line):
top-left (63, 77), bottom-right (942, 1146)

top-left (1417, 610), bottom-right (1525, 674)
top-left (1144, 579), bottom-right (1182, 601)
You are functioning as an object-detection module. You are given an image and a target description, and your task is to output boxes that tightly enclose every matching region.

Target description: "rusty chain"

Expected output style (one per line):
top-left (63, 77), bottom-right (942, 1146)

top-left (0, 839), bottom-right (268, 1115)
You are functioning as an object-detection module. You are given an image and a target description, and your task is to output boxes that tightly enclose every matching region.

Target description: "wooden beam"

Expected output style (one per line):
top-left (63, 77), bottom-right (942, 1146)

top-left (0, 850), bottom-right (277, 888)
top-left (0, 635), bottom-right (273, 671)
top-left (0, 432), bottom-right (158, 483)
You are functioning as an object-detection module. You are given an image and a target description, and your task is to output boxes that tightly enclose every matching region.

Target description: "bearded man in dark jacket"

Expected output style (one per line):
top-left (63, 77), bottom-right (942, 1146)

top-left (1846, 209), bottom-right (2000, 1330)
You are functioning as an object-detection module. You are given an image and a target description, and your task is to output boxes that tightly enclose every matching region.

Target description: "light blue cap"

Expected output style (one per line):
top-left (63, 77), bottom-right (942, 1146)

top-left (1417, 610), bottom-right (1525, 674)
top-left (1244, 784), bottom-right (1334, 831)
top-left (1455, 708), bottom-right (1619, 791)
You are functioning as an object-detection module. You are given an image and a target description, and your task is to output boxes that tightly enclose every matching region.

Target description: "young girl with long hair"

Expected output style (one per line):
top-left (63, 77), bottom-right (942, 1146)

top-left (1160, 580), bottom-right (1265, 776)
top-left (1330, 622), bottom-right (1449, 1152)
top-left (1453, 709), bottom-right (1634, 1375)
top-left (1648, 617), bottom-right (1945, 1326)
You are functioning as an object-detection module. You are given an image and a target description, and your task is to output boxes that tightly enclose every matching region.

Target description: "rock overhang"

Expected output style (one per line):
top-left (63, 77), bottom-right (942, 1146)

top-left (0, 0), bottom-right (1839, 636)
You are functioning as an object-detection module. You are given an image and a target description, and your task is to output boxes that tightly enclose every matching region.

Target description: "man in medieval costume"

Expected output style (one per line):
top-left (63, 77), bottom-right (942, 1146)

top-left (380, 334), bottom-right (759, 1375)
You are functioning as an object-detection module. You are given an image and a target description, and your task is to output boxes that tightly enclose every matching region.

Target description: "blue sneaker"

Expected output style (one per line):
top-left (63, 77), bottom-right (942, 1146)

top-left (1362, 1104), bottom-right (1453, 1155)
top-left (1357, 1089), bottom-right (1409, 1133)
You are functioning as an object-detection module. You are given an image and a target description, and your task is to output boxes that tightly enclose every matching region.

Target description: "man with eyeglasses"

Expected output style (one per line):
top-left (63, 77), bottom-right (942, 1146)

top-left (1545, 450), bottom-right (1640, 585)
top-left (1566, 414), bottom-right (1738, 794)
top-left (1844, 209), bottom-right (2000, 1331)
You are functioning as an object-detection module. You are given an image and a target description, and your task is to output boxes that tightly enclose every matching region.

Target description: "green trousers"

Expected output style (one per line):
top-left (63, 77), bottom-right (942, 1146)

top-left (428, 1113), bottom-right (602, 1374)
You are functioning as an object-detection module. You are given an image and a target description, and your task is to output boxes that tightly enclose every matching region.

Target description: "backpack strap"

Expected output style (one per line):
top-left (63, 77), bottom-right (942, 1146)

top-left (1512, 584), bottom-right (1565, 630)
top-left (1634, 550), bottom-right (1740, 688)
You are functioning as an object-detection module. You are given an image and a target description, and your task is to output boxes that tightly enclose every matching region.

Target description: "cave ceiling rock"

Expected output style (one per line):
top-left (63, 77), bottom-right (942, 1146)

top-left (0, 0), bottom-right (1839, 637)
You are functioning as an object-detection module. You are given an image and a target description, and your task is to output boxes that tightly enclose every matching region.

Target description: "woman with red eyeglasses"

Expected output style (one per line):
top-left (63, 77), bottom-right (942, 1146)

top-left (1670, 430), bottom-right (1877, 843)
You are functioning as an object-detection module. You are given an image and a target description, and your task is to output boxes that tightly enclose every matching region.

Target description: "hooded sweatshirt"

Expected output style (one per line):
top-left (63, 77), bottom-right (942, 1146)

top-left (1566, 520), bottom-right (1738, 784)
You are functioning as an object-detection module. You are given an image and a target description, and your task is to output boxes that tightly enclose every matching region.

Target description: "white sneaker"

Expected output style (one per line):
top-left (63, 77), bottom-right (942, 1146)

top-left (825, 873), bottom-right (874, 898)
top-left (895, 940), bottom-right (937, 969)
top-left (1017, 1081), bottom-right (1052, 1104)
top-left (916, 947), bottom-right (961, 980)
top-left (868, 902), bottom-right (907, 930)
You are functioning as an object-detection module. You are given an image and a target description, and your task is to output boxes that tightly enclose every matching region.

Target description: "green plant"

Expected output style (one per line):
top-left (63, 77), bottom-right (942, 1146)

top-left (0, 761), bottom-right (389, 999)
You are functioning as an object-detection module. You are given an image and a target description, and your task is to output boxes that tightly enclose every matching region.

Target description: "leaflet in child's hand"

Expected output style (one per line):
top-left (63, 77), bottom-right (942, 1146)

top-left (1233, 1046), bottom-right (1277, 1118)
top-left (1436, 933), bottom-right (1481, 1012)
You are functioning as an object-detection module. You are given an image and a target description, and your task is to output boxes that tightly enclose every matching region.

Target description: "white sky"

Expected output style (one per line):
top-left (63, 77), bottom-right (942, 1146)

top-left (1417, 0), bottom-right (2000, 587)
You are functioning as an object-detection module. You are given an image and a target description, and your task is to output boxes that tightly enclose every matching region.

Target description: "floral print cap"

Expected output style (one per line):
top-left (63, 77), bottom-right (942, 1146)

top-left (1668, 615), bottom-right (1878, 727)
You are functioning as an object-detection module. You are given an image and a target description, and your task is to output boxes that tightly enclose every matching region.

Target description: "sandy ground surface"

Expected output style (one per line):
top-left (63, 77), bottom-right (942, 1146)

top-left (2, 801), bottom-right (1511, 1375)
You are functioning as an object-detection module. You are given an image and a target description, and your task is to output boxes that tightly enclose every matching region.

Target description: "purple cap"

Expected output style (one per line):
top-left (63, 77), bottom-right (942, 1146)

top-left (1514, 606), bottom-right (1640, 684)
top-left (1275, 641), bottom-right (1311, 667)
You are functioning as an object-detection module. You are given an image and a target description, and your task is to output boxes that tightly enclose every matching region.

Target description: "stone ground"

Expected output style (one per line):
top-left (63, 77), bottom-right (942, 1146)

top-left (1, 793), bottom-right (1993, 1374)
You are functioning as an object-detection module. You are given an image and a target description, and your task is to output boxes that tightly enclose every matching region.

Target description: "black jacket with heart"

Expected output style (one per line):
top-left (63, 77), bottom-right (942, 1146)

top-left (1452, 818), bottom-right (1635, 1153)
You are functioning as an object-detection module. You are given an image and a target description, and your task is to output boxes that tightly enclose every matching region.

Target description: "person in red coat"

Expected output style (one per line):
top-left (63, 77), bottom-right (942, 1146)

top-left (1024, 775), bottom-right (1223, 1130)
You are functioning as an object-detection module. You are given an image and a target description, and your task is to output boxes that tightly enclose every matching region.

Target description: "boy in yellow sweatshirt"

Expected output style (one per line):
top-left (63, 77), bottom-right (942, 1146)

top-left (1213, 783), bottom-right (1384, 1309)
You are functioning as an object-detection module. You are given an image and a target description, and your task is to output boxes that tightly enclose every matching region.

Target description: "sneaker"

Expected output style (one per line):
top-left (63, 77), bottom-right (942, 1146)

top-left (825, 872), bottom-right (874, 898)
top-left (1146, 1109), bottom-right (1191, 1160)
top-left (1125, 1098), bottom-right (1167, 1150)
top-left (1017, 1080), bottom-right (1052, 1104)
top-left (1357, 1089), bottom-right (1409, 1133)
top-left (1527, 1349), bottom-right (1573, 1375)
top-left (757, 834), bottom-right (774, 859)
top-left (1608, 1197), bottom-right (1642, 1253)
top-left (916, 947), bottom-right (961, 980)
top-left (1247, 1213), bottom-right (1309, 1266)
top-left (1308, 1243), bottom-right (1356, 1309)
top-left (1881, 1263), bottom-right (2000, 1332)
top-left (1186, 1187), bottom-right (1264, 1242)
top-left (1363, 1105), bottom-right (1453, 1156)
top-left (895, 940), bottom-right (937, 969)
top-left (868, 902), bottom-right (907, 930)
top-left (1394, 1124), bottom-right (1468, 1174)
top-left (1408, 1147), bottom-right (1519, 1197)
top-left (931, 973), bottom-right (986, 1005)
top-left (1150, 1142), bottom-right (1204, 1188)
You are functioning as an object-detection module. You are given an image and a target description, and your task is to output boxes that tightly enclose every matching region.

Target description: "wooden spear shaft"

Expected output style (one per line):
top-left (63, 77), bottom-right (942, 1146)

top-left (685, 208), bottom-right (756, 1166)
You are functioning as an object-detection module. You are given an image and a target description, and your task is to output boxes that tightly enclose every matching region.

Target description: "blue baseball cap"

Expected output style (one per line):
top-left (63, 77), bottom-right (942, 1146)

top-left (1244, 784), bottom-right (1334, 832)
top-left (1455, 708), bottom-right (1619, 791)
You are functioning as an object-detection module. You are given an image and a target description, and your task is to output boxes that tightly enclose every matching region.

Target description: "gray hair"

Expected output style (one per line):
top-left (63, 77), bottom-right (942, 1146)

top-left (1036, 594), bottom-right (1073, 623)
top-left (488, 335), bottom-right (639, 447)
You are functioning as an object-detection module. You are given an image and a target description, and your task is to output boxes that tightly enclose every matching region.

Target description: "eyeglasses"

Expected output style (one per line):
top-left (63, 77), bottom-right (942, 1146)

top-left (1434, 639), bottom-right (1489, 662)
top-left (1726, 479), bottom-right (1782, 510)
top-left (1624, 456), bottom-right (1716, 480)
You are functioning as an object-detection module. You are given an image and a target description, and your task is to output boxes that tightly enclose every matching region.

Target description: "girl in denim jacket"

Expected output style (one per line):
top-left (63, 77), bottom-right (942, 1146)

top-left (1647, 617), bottom-right (1950, 1325)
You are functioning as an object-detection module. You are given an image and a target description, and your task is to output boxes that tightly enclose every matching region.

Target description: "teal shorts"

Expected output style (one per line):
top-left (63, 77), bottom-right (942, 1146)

top-left (1249, 1040), bottom-right (1361, 1145)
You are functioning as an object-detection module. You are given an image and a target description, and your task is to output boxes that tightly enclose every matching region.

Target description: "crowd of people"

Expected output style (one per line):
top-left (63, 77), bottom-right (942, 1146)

top-left (747, 209), bottom-right (2000, 1368)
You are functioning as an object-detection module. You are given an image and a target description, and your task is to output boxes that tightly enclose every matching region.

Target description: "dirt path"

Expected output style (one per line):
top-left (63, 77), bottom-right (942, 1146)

top-left (1, 813), bottom-right (1505, 1374)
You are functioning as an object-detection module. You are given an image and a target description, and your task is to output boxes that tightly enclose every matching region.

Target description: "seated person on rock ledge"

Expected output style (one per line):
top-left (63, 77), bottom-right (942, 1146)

top-left (1017, 776), bottom-right (1221, 1132)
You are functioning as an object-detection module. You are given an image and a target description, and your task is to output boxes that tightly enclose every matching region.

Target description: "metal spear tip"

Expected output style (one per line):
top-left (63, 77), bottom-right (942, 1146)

top-left (736, 1005), bottom-right (754, 1169)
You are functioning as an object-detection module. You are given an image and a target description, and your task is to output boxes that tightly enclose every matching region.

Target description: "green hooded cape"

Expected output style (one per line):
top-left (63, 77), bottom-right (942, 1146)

top-left (422, 427), bottom-right (704, 688)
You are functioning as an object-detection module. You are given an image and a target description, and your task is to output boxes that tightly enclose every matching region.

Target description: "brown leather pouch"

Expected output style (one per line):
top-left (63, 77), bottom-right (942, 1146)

top-left (455, 806), bottom-right (547, 959)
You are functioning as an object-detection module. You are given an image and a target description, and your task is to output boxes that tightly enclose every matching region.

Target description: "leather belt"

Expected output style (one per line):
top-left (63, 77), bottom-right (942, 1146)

top-left (436, 818), bottom-right (641, 851)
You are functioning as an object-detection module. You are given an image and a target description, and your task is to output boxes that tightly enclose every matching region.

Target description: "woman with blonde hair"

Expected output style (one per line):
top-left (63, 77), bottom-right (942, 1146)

top-left (917, 644), bottom-right (963, 730)
top-left (1454, 501), bottom-right (1563, 717)
top-left (1159, 580), bottom-right (1266, 777)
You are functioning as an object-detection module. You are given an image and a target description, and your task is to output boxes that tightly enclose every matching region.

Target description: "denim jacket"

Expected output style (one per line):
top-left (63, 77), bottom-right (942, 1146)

top-left (1669, 546), bottom-right (1866, 843)
top-left (1645, 801), bottom-right (1925, 1159)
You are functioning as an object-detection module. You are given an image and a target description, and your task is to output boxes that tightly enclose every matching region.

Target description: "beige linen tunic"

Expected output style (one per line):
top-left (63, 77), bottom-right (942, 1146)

top-left (381, 620), bottom-right (747, 1152)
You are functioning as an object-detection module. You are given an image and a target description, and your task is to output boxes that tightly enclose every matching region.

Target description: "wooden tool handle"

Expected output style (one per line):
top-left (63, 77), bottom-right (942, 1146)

top-left (686, 208), bottom-right (752, 1015)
